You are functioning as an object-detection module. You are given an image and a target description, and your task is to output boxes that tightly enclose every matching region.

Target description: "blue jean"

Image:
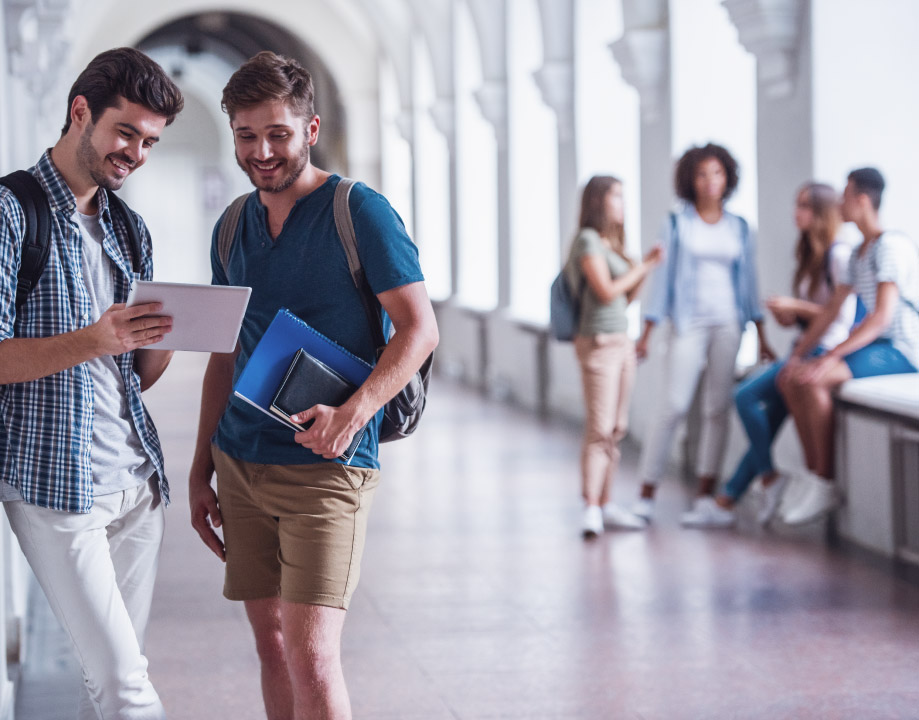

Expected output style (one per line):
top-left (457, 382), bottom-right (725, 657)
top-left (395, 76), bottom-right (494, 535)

top-left (722, 362), bottom-right (788, 501)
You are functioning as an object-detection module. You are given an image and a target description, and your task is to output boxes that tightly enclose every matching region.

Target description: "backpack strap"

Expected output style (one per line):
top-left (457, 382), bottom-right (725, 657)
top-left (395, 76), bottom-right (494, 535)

top-left (333, 178), bottom-right (388, 351)
top-left (218, 194), bottom-right (249, 278)
top-left (0, 170), bottom-right (51, 312)
top-left (105, 191), bottom-right (143, 274)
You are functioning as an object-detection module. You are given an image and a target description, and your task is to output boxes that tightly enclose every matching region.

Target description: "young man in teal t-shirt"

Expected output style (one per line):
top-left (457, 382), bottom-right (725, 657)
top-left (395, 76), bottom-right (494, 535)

top-left (187, 52), bottom-right (438, 720)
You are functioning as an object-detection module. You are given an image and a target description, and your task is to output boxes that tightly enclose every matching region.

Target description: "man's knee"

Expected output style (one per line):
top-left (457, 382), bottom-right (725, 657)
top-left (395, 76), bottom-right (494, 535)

top-left (286, 640), bottom-right (341, 686)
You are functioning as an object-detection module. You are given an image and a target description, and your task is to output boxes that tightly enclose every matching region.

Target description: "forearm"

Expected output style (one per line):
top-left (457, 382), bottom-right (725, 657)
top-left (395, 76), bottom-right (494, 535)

top-left (625, 272), bottom-right (650, 305)
top-left (791, 299), bottom-right (822, 322)
top-left (593, 264), bottom-right (650, 305)
top-left (134, 349), bottom-right (174, 391)
top-left (824, 312), bottom-right (886, 360)
top-left (342, 323), bottom-right (438, 429)
top-left (190, 352), bottom-right (236, 481)
top-left (0, 329), bottom-right (99, 385)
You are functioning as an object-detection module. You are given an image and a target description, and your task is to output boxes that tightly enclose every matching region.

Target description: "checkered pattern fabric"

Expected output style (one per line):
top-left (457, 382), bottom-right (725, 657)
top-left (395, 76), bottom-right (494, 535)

top-left (0, 151), bottom-right (168, 513)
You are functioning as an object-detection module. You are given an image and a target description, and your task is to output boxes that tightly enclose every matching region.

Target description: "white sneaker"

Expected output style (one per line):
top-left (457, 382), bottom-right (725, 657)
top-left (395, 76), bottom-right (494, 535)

top-left (780, 471), bottom-right (841, 526)
top-left (631, 498), bottom-right (655, 523)
top-left (680, 496), bottom-right (736, 528)
top-left (582, 505), bottom-right (603, 537)
top-left (601, 503), bottom-right (646, 530)
top-left (756, 473), bottom-right (789, 526)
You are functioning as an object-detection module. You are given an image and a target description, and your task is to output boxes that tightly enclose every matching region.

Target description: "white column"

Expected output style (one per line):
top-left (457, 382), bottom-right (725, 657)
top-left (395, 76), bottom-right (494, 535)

top-left (474, 81), bottom-right (511, 308)
top-left (609, 0), bottom-right (673, 446)
top-left (724, 0), bottom-right (809, 355)
top-left (533, 0), bottom-right (576, 259)
top-left (429, 98), bottom-right (460, 298)
top-left (610, 0), bottom-right (673, 257)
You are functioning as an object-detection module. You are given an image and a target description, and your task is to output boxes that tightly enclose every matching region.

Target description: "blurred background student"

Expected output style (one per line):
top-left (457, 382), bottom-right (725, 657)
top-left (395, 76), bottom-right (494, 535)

top-left (565, 176), bottom-right (662, 537)
top-left (681, 182), bottom-right (857, 527)
top-left (632, 143), bottom-right (775, 526)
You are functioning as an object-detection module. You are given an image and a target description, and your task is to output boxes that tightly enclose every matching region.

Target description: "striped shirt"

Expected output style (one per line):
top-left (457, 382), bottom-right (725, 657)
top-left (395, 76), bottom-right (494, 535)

top-left (0, 151), bottom-right (168, 513)
top-left (846, 230), bottom-right (919, 368)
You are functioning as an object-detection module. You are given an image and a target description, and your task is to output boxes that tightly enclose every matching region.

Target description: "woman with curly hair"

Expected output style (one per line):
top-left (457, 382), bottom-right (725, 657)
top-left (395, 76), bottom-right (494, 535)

top-left (684, 182), bottom-right (858, 527)
top-left (630, 143), bottom-right (775, 526)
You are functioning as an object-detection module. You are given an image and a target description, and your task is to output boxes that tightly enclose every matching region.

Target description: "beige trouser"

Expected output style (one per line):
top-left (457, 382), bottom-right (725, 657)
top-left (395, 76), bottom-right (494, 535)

top-left (574, 333), bottom-right (637, 506)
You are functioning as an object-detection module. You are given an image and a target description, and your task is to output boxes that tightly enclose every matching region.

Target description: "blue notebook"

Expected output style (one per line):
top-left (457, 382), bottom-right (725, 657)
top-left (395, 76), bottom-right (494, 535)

top-left (233, 308), bottom-right (374, 430)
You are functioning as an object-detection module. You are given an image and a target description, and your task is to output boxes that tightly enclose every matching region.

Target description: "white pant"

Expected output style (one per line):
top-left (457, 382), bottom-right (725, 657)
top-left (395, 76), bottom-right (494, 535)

top-left (640, 323), bottom-right (742, 483)
top-left (5, 478), bottom-right (165, 720)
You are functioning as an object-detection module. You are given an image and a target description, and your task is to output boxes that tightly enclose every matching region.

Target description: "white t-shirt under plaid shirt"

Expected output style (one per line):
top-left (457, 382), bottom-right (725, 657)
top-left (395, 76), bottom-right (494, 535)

top-left (845, 230), bottom-right (919, 368)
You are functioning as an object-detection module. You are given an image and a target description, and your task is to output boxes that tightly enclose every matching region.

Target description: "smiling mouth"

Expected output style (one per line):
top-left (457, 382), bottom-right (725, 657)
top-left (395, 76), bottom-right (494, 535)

top-left (109, 156), bottom-right (134, 175)
top-left (250, 160), bottom-right (283, 173)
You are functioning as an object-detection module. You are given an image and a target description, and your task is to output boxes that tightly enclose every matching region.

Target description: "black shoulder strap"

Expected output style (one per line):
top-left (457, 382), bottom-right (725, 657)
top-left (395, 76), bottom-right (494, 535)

top-left (0, 170), bottom-right (51, 312)
top-left (105, 191), bottom-right (143, 274)
top-left (333, 178), bottom-right (388, 351)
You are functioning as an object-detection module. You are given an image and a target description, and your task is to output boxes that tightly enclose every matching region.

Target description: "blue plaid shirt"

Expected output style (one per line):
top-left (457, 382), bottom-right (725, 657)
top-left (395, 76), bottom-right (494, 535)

top-left (0, 151), bottom-right (168, 513)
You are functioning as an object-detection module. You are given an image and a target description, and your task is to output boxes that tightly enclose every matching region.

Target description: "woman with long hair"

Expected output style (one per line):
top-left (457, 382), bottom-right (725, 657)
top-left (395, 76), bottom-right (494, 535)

top-left (566, 176), bottom-right (662, 537)
top-left (632, 143), bottom-right (776, 526)
top-left (681, 182), bottom-right (857, 527)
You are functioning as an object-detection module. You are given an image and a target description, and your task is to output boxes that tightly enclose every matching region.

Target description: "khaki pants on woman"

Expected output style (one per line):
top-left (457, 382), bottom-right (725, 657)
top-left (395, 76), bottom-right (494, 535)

top-left (574, 333), bottom-right (637, 506)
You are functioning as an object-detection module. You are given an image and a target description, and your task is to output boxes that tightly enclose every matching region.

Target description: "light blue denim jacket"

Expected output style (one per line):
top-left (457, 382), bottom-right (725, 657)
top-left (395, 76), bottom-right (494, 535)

top-left (643, 205), bottom-right (764, 334)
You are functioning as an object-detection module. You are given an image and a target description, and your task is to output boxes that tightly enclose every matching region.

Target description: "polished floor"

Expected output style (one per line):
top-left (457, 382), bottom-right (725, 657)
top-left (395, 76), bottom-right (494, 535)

top-left (14, 352), bottom-right (919, 719)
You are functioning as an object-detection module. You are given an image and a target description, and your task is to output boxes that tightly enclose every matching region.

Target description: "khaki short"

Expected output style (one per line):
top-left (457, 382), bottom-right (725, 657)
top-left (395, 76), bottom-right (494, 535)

top-left (212, 445), bottom-right (380, 609)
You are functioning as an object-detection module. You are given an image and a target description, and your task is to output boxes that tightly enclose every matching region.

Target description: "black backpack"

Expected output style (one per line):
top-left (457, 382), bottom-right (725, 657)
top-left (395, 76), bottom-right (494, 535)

top-left (0, 170), bottom-right (142, 313)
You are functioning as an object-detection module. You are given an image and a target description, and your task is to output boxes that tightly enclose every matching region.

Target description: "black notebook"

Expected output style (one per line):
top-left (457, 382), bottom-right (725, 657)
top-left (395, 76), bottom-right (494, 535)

top-left (270, 348), bottom-right (366, 463)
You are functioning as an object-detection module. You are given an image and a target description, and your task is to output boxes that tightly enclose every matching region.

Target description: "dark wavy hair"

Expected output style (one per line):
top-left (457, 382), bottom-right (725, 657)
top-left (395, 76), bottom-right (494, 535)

top-left (674, 142), bottom-right (739, 206)
top-left (222, 51), bottom-right (315, 121)
top-left (61, 47), bottom-right (184, 135)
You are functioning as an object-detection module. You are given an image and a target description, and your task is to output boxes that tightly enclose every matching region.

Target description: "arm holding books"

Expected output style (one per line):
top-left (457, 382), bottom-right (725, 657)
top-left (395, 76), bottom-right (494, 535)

top-left (188, 346), bottom-right (239, 561)
top-left (291, 280), bottom-right (439, 459)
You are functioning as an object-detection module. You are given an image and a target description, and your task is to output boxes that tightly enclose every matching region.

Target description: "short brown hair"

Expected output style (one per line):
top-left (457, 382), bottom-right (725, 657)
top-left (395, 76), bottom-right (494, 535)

top-left (61, 47), bottom-right (184, 135)
top-left (674, 142), bottom-right (739, 205)
top-left (222, 51), bottom-right (315, 121)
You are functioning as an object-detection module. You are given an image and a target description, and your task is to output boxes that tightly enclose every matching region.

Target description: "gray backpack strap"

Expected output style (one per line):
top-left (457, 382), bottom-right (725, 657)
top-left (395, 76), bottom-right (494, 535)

top-left (218, 194), bottom-right (249, 277)
top-left (333, 178), bottom-right (361, 285)
top-left (332, 177), bottom-right (388, 350)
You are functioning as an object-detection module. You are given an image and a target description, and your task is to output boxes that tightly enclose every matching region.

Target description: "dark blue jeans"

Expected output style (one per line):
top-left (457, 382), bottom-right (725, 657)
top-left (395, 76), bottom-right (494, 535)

top-left (722, 361), bottom-right (788, 501)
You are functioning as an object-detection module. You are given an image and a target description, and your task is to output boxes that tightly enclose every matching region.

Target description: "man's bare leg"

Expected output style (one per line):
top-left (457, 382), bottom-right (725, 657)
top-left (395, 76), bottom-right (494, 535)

top-left (245, 597), bottom-right (294, 720)
top-left (281, 602), bottom-right (350, 720)
top-left (797, 360), bottom-right (853, 478)
top-left (778, 365), bottom-right (820, 471)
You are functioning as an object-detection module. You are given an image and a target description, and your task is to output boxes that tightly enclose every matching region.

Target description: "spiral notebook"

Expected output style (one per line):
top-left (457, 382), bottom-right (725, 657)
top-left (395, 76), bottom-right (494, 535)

top-left (233, 309), bottom-right (374, 452)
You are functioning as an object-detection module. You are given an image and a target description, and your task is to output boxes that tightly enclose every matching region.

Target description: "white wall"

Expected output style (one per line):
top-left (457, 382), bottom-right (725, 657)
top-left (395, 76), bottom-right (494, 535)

top-left (811, 0), bottom-right (919, 241)
top-left (507, 0), bottom-right (558, 323)
top-left (455, 1), bottom-right (499, 310)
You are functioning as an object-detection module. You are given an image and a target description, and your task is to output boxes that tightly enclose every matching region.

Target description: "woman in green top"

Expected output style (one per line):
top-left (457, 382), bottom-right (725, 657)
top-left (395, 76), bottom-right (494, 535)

top-left (568, 176), bottom-right (662, 537)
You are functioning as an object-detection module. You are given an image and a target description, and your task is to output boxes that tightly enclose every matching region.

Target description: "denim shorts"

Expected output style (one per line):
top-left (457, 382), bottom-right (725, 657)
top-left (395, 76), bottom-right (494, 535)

top-left (843, 338), bottom-right (917, 379)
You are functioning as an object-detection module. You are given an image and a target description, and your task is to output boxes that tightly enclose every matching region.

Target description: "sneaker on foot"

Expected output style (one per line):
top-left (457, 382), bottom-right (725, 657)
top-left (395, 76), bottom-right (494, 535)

top-left (781, 472), bottom-right (841, 526)
top-left (756, 473), bottom-right (789, 526)
top-left (602, 502), bottom-right (646, 530)
top-left (680, 496), bottom-right (736, 528)
top-left (582, 505), bottom-right (603, 537)
top-left (631, 498), bottom-right (654, 523)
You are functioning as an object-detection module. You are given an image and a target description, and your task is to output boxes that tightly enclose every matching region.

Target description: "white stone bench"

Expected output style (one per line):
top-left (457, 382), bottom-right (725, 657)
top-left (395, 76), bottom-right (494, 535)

top-left (834, 373), bottom-right (919, 565)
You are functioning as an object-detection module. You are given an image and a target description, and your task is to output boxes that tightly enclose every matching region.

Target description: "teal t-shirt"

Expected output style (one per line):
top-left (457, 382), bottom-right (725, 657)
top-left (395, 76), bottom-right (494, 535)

top-left (211, 174), bottom-right (424, 469)
top-left (566, 228), bottom-right (632, 335)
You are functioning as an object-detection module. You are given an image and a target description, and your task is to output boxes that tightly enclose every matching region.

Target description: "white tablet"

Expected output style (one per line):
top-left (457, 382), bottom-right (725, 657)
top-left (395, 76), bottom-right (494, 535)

top-left (126, 280), bottom-right (252, 353)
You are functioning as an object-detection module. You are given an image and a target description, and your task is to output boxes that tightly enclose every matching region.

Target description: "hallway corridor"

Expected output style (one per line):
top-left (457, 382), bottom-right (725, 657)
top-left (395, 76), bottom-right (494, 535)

top-left (16, 353), bottom-right (919, 719)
